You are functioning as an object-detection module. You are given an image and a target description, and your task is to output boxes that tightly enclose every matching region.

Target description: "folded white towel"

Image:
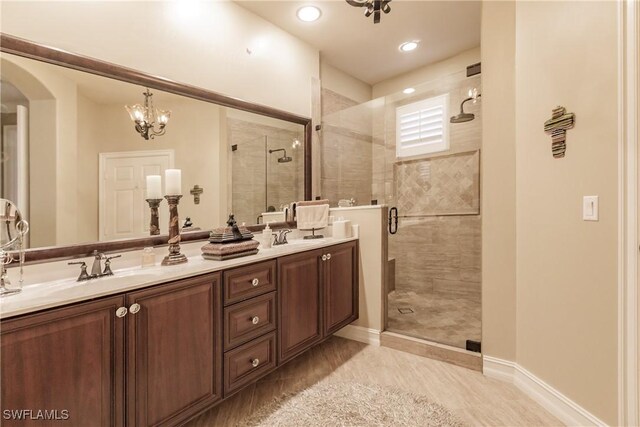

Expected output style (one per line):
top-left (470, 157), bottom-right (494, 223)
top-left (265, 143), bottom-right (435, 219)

top-left (297, 204), bottom-right (329, 230)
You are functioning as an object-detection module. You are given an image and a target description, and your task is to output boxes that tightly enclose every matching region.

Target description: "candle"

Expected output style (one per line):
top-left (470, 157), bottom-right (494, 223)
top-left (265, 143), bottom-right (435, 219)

top-left (165, 169), bottom-right (182, 195)
top-left (146, 175), bottom-right (162, 199)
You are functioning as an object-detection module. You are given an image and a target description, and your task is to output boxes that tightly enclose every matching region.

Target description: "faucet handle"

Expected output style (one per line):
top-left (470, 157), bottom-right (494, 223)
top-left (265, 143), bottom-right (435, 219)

top-left (103, 255), bottom-right (121, 276)
top-left (68, 261), bottom-right (90, 282)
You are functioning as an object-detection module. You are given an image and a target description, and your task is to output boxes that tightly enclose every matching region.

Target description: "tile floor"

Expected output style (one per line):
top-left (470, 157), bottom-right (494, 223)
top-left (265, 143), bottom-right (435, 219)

top-left (387, 288), bottom-right (481, 349)
top-left (186, 336), bottom-right (561, 426)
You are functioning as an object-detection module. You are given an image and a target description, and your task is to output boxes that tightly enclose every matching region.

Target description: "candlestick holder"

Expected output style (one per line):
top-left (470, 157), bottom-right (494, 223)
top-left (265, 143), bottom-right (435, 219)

top-left (162, 195), bottom-right (188, 266)
top-left (145, 198), bottom-right (163, 236)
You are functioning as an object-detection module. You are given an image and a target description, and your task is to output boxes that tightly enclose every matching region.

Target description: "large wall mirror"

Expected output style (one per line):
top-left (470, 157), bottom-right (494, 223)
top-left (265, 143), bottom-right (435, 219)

top-left (0, 34), bottom-right (311, 258)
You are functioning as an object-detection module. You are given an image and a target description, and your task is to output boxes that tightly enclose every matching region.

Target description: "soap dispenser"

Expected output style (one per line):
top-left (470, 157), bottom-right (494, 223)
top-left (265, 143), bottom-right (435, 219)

top-left (262, 223), bottom-right (272, 248)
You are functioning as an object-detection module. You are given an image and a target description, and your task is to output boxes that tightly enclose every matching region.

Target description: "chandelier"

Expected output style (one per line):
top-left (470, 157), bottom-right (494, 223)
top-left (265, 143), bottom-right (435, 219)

top-left (125, 89), bottom-right (171, 140)
top-left (346, 0), bottom-right (391, 24)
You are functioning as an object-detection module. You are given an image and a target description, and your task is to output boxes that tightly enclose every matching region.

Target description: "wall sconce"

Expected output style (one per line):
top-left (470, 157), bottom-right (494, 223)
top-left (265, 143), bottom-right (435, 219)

top-left (125, 89), bottom-right (171, 140)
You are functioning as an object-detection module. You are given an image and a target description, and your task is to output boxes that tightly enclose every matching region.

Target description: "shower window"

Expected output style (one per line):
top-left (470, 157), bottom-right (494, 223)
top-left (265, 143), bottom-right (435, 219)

top-left (395, 94), bottom-right (449, 158)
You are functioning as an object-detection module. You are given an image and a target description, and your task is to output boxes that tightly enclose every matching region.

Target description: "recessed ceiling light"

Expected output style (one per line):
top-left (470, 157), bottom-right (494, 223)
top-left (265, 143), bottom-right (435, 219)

top-left (403, 87), bottom-right (416, 94)
top-left (297, 6), bottom-right (322, 22)
top-left (399, 41), bottom-right (419, 52)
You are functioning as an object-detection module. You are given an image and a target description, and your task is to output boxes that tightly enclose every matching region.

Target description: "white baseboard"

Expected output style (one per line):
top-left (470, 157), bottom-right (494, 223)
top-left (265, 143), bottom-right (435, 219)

top-left (483, 356), bottom-right (608, 426)
top-left (334, 325), bottom-right (381, 346)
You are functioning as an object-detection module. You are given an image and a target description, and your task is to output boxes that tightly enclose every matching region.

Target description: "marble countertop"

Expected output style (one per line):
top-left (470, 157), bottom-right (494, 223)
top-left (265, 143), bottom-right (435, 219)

top-left (0, 235), bottom-right (358, 320)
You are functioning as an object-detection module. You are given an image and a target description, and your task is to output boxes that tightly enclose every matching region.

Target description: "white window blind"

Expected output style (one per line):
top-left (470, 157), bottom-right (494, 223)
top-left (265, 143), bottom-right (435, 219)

top-left (395, 94), bottom-right (449, 158)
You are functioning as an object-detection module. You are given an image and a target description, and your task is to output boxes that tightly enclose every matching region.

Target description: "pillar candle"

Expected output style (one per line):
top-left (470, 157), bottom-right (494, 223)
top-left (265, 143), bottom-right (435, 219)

top-left (146, 175), bottom-right (162, 199)
top-left (165, 169), bottom-right (182, 195)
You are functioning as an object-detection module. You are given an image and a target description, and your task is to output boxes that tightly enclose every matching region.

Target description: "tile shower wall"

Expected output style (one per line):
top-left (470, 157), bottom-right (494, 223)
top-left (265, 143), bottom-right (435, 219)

top-left (320, 88), bottom-right (373, 206)
top-left (228, 118), bottom-right (303, 225)
top-left (386, 76), bottom-right (482, 308)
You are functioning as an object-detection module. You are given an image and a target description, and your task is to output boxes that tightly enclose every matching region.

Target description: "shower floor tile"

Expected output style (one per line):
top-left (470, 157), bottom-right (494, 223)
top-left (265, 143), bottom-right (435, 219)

top-left (387, 288), bottom-right (481, 349)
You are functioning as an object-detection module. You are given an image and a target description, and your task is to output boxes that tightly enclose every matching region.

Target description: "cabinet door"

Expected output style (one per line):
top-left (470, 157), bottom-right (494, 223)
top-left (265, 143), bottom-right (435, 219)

top-left (1, 296), bottom-right (125, 427)
top-left (324, 241), bottom-right (359, 335)
top-left (126, 273), bottom-right (222, 427)
top-left (278, 249), bottom-right (323, 363)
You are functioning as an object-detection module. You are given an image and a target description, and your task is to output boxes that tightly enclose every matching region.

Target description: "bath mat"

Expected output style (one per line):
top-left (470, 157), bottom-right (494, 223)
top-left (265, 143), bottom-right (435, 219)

top-left (236, 381), bottom-right (465, 427)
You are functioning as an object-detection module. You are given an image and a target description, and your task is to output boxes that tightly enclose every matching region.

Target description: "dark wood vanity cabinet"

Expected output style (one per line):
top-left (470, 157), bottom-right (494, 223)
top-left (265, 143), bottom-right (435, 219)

top-left (125, 273), bottom-right (222, 427)
top-left (278, 240), bottom-right (359, 363)
top-left (323, 241), bottom-right (359, 336)
top-left (0, 241), bottom-right (358, 426)
top-left (277, 249), bottom-right (324, 363)
top-left (0, 296), bottom-right (126, 427)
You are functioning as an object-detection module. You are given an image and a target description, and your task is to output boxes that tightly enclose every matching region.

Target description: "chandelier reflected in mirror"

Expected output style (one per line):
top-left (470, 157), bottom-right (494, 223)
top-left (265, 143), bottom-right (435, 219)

top-left (346, 0), bottom-right (391, 24)
top-left (125, 89), bottom-right (171, 140)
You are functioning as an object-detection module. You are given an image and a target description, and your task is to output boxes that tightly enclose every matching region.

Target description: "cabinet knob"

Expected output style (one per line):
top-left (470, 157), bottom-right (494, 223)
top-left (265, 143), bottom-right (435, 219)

top-left (251, 358), bottom-right (260, 368)
top-left (129, 303), bottom-right (141, 314)
top-left (322, 255), bottom-right (327, 261)
top-left (115, 307), bottom-right (128, 318)
top-left (326, 253), bottom-right (332, 260)
top-left (251, 316), bottom-right (260, 325)
top-left (251, 278), bottom-right (260, 287)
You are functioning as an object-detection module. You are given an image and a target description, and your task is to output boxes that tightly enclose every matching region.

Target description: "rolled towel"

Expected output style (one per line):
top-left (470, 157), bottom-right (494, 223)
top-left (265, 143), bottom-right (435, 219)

top-left (296, 204), bottom-right (329, 230)
top-left (297, 199), bottom-right (330, 207)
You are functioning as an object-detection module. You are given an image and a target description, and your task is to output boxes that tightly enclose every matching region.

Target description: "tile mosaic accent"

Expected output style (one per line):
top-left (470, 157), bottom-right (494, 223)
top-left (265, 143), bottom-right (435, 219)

top-left (395, 150), bottom-right (480, 217)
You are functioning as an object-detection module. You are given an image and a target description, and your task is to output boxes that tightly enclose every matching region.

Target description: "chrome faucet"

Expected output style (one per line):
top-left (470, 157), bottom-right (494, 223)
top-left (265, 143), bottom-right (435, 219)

top-left (273, 229), bottom-right (291, 246)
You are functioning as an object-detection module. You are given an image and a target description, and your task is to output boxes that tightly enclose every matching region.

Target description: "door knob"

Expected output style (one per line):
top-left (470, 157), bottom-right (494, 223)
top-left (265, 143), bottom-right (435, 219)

top-left (116, 307), bottom-right (128, 318)
top-left (251, 316), bottom-right (260, 325)
top-left (252, 278), bottom-right (260, 287)
top-left (322, 255), bottom-right (327, 261)
top-left (326, 253), bottom-right (332, 260)
top-left (129, 303), bottom-right (141, 314)
top-left (251, 358), bottom-right (260, 368)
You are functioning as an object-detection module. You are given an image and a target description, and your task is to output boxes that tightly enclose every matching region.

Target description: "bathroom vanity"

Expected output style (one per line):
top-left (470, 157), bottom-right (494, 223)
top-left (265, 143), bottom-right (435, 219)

top-left (0, 238), bottom-right (358, 427)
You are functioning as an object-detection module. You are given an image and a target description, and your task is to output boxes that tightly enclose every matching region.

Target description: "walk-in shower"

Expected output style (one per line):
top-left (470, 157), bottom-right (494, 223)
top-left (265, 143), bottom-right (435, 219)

top-left (229, 132), bottom-right (302, 224)
top-left (321, 68), bottom-right (482, 352)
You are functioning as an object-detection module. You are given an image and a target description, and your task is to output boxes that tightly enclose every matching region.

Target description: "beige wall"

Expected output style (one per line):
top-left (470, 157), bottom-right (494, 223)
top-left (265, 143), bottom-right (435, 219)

top-left (514, 1), bottom-right (618, 423)
top-left (372, 47), bottom-right (481, 99)
top-left (480, 1), bottom-right (517, 363)
top-left (482, 1), bottom-right (619, 423)
top-left (0, 1), bottom-right (319, 117)
top-left (320, 61), bottom-right (372, 105)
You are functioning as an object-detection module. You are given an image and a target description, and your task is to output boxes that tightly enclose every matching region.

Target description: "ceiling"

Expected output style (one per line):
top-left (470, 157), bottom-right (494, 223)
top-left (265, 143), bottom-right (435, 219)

top-left (236, 0), bottom-right (481, 85)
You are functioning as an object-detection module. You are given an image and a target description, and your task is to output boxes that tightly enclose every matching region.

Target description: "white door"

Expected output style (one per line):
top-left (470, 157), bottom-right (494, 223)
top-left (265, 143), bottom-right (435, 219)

top-left (99, 150), bottom-right (174, 241)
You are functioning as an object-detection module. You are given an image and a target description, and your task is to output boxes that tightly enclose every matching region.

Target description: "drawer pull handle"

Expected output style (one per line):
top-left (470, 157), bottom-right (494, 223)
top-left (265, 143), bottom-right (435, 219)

top-left (251, 358), bottom-right (260, 368)
top-left (322, 255), bottom-right (327, 261)
top-left (251, 278), bottom-right (260, 287)
top-left (116, 307), bottom-right (128, 318)
top-left (129, 303), bottom-right (141, 314)
top-left (327, 253), bottom-right (332, 260)
top-left (252, 316), bottom-right (260, 325)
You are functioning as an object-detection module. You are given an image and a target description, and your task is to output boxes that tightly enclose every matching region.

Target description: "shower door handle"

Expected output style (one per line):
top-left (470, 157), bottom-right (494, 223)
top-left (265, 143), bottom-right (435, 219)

top-left (388, 207), bottom-right (398, 235)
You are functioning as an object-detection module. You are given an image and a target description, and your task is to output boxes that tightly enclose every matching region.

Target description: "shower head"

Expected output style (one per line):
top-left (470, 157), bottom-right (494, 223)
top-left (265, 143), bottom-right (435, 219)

top-left (450, 90), bottom-right (481, 124)
top-left (269, 148), bottom-right (292, 163)
top-left (450, 112), bottom-right (475, 123)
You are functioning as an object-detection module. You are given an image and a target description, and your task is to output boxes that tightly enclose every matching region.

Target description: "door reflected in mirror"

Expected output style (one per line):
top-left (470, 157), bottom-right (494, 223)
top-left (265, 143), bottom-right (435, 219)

top-left (0, 52), bottom-right (305, 249)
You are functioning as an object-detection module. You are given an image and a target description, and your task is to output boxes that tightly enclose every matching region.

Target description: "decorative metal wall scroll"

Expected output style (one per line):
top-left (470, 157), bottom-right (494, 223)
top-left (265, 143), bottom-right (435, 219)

top-left (544, 106), bottom-right (575, 158)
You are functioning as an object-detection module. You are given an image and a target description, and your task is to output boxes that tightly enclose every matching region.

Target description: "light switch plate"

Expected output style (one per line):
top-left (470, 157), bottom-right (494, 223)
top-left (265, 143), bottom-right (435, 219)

top-left (583, 196), bottom-right (599, 221)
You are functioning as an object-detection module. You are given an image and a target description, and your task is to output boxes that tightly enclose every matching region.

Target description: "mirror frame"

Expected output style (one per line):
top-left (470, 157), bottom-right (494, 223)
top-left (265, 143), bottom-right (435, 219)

top-left (0, 33), bottom-right (310, 263)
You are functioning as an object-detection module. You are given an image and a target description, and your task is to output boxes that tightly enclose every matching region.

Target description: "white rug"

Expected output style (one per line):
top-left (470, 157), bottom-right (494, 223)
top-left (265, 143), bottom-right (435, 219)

top-left (238, 381), bottom-right (466, 427)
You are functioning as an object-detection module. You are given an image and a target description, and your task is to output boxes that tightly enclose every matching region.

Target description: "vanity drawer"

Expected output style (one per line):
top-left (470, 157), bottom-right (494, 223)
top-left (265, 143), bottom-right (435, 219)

top-left (224, 292), bottom-right (276, 351)
top-left (223, 260), bottom-right (276, 305)
top-left (224, 332), bottom-right (276, 396)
